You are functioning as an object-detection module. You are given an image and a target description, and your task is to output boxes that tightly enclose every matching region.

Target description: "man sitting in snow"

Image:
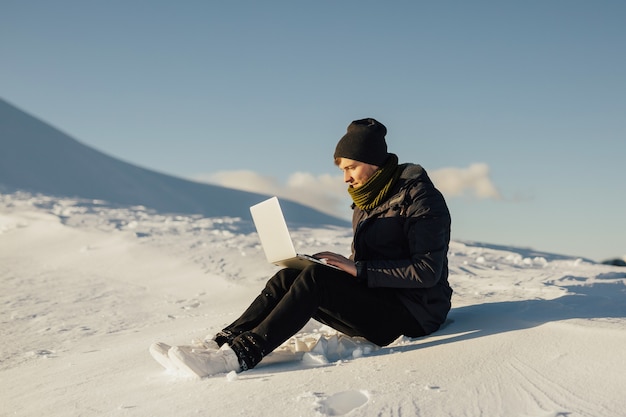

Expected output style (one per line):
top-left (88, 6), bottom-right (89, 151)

top-left (150, 118), bottom-right (453, 377)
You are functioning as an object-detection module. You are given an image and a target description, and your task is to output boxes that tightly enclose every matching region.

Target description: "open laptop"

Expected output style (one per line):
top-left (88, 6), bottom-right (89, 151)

top-left (250, 197), bottom-right (340, 270)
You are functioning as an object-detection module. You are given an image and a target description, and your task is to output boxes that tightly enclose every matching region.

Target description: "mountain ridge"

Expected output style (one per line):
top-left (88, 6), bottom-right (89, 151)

top-left (0, 98), bottom-right (348, 226)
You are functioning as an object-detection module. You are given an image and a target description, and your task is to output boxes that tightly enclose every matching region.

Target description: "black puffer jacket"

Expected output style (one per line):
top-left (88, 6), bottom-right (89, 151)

top-left (351, 163), bottom-right (452, 334)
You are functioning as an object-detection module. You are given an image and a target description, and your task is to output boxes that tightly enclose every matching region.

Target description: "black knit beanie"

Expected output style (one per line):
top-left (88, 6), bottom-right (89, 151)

top-left (334, 118), bottom-right (390, 166)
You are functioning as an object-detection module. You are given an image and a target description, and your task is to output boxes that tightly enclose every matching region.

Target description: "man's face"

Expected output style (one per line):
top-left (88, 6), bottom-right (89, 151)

top-left (336, 158), bottom-right (379, 188)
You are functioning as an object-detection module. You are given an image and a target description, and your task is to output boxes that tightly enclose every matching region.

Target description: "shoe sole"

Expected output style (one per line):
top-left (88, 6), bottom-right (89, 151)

top-left (149, 342), bottom-right (176, 371)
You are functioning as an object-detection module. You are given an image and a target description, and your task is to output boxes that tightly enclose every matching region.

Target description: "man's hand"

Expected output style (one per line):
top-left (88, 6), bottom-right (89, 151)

top-left (313, 251), bottom-right (357, 277)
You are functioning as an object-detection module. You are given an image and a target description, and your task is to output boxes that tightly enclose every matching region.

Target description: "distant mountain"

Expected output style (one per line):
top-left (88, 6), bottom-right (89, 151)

top-left (0, 98), bottom-right (348, 227)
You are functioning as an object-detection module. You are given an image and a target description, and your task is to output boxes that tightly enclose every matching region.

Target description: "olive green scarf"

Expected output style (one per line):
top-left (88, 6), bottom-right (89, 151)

top-left (348, 154), bottom-right (401, 210)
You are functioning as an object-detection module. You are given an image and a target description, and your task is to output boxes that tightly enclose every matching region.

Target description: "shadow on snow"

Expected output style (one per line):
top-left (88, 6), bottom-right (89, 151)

top-left (386, 279), bottom-right (626, 354)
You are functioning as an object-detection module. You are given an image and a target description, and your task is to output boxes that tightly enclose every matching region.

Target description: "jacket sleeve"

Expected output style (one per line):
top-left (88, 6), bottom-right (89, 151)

top-left (364, 214), bottom-right (450, 289)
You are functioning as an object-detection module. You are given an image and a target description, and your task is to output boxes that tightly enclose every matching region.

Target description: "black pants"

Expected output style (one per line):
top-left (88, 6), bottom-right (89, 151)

top-left (223, 264), bottom-right (425, 368)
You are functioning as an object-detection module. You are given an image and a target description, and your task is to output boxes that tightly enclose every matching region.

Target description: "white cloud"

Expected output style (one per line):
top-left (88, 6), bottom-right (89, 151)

top-left (193, 170), bottom-right (353, 219)
top-left (193, 163), bottom-right (500, 219)
top-left (429, 163), bottom-right (501, 199)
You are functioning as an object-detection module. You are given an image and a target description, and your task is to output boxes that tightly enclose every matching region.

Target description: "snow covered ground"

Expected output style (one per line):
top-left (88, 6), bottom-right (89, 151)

top-left (1, 192), bottom-right (625, 417)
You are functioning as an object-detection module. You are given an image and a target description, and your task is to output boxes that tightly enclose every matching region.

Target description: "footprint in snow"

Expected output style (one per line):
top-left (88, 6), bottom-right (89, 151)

top-left (316, 390), bottom-right (369, 416)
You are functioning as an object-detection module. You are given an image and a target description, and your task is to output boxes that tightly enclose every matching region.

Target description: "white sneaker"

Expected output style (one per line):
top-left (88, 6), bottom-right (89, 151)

top-left (149, 339), bottom-right (220, 372)
top-left (150, 342), bottom-right (177, 371)
top-left (168, 344), bottom-right (241, 378)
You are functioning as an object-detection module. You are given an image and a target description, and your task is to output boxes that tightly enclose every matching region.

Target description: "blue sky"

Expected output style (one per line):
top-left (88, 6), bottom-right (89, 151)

top-left (2, 1), bottom-right (625, 261)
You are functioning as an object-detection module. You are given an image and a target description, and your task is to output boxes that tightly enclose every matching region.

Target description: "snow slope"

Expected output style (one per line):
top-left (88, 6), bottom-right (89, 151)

top-left (1, 192), bottom-right (625, 417)
top-left (0, 98), bottom-right (348, 227)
